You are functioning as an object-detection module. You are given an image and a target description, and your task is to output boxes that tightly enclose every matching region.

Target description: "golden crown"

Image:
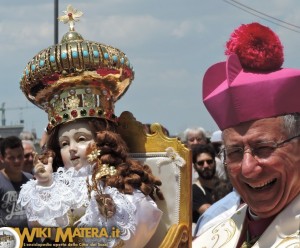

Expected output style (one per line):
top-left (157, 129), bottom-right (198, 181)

top-left (20, 5), bottom-right (134, 131)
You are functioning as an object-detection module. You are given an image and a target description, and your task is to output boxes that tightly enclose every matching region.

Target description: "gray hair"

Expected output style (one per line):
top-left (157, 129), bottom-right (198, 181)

top-left (22, 139), bottom-right (36, 150)
top-left (19, 131), bottom-right (35, 141)
top-left (282, 113), bottom-right (300, 137)
top-left (182, 127), bottom-right (206, 142)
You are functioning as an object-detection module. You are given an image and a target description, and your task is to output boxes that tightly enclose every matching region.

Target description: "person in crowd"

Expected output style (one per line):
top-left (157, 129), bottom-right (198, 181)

top-left (19, 131), bottom-right (35, 141)
top-left (210, 130), bottom-right (228, 180)
top-left (21, 140), bottom-right (36, 174)
top-left (17, 5), bottom-right (163, 247)
top-left (193, 22), bottom-right (300, 247)
top-left (182, 127), bottom-right (208, 182)
top-left (183, 126), bottom-right (227, 182)
top-left (192, 144), bottom-right (218, 223)
top-left (211, 178), bottom-right (232, 202)
top-left (192, 144), bottom-right (232, 236)
top-left (210, 130), bottom-right (223, 155)
top-left (182, 127), bottom-right (207, 148)
top-left (0, 136), bottom-right (32, 228)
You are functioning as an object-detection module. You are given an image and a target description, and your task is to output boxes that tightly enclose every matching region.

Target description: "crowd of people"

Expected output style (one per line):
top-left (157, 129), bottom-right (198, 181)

top-left (180, 126), bottom-right (233, 235)
top-left (0, 136), bottom-right (33, 228)
top-left (1, 4), bottom-right (300, 248)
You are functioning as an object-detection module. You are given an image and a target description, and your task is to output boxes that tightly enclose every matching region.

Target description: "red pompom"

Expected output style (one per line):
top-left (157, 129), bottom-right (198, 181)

top-left (225, 22), bottom-right (284, 71)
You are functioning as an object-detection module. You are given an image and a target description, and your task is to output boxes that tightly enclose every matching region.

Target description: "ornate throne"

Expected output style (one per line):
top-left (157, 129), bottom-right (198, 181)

top-left (117, 111), bottom-right (192, 248)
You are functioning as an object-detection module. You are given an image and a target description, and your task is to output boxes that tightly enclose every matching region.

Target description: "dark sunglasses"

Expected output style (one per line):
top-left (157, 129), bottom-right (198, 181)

top-left (24, 153), bottom-right (34, 159)
top-left (196, 159), bottom-right (214, 166)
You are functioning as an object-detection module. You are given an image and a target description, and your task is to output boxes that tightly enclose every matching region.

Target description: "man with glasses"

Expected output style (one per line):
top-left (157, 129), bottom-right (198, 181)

top-left (0, 136), bottom-right (32, 228)
top-left (193, 22), bottom-right (300, 247)
top-left (192, 144), bottom-right (218, 224)
top-left (21, 140), bottom-right (36, 174)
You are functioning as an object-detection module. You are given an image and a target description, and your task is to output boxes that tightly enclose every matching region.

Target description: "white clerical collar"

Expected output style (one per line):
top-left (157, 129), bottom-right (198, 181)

top-left (248, 208), bottom-right (260, 221)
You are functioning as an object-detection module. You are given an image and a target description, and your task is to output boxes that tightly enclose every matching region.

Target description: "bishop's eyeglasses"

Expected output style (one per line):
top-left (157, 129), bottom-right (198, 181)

top-left (222, 134), bottom-right (300, 168)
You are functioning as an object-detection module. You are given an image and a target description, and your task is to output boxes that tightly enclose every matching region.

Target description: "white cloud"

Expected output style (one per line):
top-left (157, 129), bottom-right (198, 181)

top-left (80, 14), bottom-right (165, 46)
top-left (171, 20), bottom-right (193, 38)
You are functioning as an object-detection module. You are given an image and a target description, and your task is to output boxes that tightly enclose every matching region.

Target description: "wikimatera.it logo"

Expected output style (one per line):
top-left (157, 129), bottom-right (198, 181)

top-left (11, 227), bottom-right (121, 247)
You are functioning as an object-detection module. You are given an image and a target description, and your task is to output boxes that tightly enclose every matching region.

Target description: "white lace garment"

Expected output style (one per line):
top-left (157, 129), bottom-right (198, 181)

top-left (18, 165), bottom-right (163, 247)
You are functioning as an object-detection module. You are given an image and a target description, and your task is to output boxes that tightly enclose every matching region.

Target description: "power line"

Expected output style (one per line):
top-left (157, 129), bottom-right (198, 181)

top-left (229, 0), bottom-right (300, 29)
top-left (223, 0), bottom-right (300, 34)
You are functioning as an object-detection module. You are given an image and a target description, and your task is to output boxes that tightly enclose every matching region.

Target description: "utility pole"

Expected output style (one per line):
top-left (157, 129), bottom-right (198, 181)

top-left (0, 102), bottom-right (5, 126)
top-left (54, 0), bottom-right (59, 44)
top-left (0, 103), bottom-right (35, 127)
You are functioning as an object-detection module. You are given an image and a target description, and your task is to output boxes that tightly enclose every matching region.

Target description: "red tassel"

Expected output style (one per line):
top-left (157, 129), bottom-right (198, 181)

top-left (225, 22), bottom-right (284, 71)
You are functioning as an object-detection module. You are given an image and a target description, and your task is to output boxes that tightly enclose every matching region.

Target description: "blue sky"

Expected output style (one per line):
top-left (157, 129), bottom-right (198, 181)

top-left (1, 0), bottom-right (300, 138)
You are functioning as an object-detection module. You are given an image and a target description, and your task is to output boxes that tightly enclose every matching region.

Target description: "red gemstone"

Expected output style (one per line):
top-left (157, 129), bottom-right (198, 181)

top-left (68, 13), bottom-right (73, 17)
top-left (89, 109), bottom-right (95, 116)
top-left (71, 110), bottom-right (78, 117)
top-left (55, 115), bottom-right (62, 122)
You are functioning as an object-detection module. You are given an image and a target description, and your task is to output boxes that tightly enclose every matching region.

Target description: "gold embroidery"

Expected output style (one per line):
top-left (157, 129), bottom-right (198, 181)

top-left (211, 219), bottom-right (237, 247)
top-left (275, 230), bottom-right (300, 247)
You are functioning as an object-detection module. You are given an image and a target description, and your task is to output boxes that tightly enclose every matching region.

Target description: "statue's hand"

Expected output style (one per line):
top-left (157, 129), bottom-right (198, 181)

top-left (33, 153), bottom-right (53, 187)
top-left (95, 193), bottom-right (116, 219)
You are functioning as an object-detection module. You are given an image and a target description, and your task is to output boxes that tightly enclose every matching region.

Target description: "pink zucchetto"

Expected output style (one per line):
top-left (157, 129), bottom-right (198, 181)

top-left (202, 22), bottom-right (300, 130)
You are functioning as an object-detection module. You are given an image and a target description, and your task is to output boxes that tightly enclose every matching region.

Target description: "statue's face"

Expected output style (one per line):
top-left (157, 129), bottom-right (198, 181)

top-left (58, 120), bottom-right (94, 170)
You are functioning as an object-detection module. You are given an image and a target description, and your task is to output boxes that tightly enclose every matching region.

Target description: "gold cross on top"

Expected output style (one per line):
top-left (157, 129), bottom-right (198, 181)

top-left (58, 4), bottom-right (83, 31)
